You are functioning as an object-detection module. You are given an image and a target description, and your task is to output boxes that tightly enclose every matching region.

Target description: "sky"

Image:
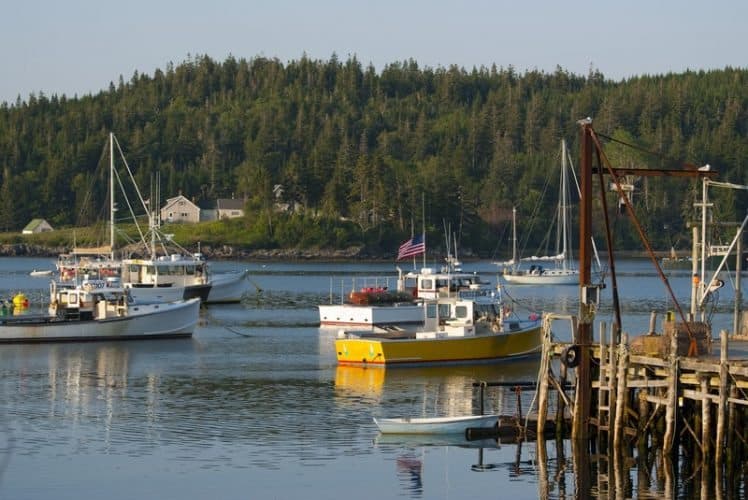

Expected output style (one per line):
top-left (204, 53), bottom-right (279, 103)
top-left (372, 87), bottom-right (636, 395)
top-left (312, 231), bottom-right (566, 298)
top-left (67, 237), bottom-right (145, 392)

top-left (1, 0), bottom-right (746, 105)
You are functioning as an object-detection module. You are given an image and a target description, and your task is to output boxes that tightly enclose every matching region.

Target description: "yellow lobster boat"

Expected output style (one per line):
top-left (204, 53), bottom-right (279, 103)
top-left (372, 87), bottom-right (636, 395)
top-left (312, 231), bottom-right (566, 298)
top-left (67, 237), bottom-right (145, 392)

top-left (335, 289), bottom-right (542, 366)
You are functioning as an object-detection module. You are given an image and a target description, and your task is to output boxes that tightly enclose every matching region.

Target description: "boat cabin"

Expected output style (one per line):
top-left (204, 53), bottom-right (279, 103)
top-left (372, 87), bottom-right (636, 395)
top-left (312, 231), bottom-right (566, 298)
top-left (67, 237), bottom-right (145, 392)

top-left (50, 280), bottom-right (130, 320)
top-left (121, 254), bottom-right (208, 288)
top-left (398, 267), bottom-right (490, 300)
top-left (418, 290), bottom-right (506, 338)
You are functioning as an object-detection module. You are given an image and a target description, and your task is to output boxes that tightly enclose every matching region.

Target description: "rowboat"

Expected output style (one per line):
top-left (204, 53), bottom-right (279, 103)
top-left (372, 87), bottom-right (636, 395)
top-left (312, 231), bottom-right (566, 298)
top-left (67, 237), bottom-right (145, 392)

top-left (335, 289), bottom-right (543, 366)
top-left (0, 280), bottom-right (200, 343)
top-left (373, 414), bottom-right (499, 434)
top-left (29, 269), bottom-right (53, 277)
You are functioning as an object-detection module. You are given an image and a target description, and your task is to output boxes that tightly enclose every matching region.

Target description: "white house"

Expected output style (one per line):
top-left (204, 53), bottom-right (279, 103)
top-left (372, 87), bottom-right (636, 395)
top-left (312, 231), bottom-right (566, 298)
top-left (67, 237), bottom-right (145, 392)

top-left (160, 195), bottom-right (200, 223)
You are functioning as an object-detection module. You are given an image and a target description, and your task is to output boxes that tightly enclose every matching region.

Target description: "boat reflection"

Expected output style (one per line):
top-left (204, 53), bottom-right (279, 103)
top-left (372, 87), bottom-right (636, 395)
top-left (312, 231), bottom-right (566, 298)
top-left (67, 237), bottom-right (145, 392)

top-left (374, 432), bottom-right (501, 449)
top-left (334, 357), bottom-right (541, 399)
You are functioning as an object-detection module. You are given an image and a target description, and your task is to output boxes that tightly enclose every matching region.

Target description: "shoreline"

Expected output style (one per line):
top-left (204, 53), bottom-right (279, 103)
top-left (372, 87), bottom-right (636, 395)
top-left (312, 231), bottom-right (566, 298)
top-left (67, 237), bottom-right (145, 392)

top-left (0, 243), bottom-right (685, 262)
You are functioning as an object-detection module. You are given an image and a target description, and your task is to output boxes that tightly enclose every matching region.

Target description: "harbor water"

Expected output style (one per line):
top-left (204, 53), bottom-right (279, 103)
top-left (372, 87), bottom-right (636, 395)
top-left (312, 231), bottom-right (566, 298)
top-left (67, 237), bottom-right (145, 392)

top-left (0, 256), bottom-right (742, 499)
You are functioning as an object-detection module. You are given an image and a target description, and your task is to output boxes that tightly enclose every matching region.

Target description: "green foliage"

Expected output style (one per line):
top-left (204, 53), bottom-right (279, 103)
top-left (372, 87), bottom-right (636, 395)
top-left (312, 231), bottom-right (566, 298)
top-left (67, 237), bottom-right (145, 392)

top-left (0, 57), bottom-right (746, 257)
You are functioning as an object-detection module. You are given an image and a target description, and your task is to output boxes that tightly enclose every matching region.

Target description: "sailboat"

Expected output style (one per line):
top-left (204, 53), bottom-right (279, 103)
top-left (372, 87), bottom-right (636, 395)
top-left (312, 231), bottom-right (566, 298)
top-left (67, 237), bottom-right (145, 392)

top-left (499, 140), bottom-right (578, 285)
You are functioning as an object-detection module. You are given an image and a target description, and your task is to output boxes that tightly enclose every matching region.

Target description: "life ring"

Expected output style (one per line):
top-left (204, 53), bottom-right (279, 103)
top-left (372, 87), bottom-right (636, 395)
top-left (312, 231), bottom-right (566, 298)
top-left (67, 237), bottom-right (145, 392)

top-left (561, 345), bottom-right (581, 369)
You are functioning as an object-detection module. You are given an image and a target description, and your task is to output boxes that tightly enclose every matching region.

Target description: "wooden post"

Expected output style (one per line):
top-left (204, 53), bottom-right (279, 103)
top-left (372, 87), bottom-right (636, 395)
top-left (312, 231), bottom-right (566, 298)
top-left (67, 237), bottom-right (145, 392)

top-left (536, 333), bottom-right (550, 439)
top-left (648, 311), bottom-right (657, 334)
top-left (716, 330), bottom-right (728, 474)
top-left (637, 388), bottom-right (649, 460)
top-left (598, 322), bottom-right (608, 452)
top-left (573, 121), bottom-right (594, 443)
top-left (613, 333), bottom-right (629, 452)
top-left (556, 356), bottom-right (568, 441)
top-left (700, 376), bottom-right (711, 466)
top-left (727, 385), bottom-right (737, 482)
top-left (663, 330), bottom-right (678, 455)
top-left (608, 320), bottom-right (617, 454)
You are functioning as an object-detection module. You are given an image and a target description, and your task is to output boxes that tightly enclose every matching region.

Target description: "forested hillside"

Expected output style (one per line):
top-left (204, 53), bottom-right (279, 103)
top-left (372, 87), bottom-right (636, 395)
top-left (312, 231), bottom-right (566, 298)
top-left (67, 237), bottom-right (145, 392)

top-left (0, 55), bottom-right (745, 257)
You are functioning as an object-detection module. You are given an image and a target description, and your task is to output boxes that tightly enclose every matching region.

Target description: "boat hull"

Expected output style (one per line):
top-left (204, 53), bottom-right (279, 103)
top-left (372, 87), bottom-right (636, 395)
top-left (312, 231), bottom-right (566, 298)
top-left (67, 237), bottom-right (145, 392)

top-left (335, 322), bottom-right (542, 365)
top-left (319, 302), bottom-right (424, 328)
top-left (0, 298), bottom-right (200, 342)
top-left (374, 414), bottom-right (499, 434)
top-left (206, 270), bottom-right (252, 303)
top-left (502, 270), bottom-right (578, 285)
top-left (125, 284), bottom-right (211, 303)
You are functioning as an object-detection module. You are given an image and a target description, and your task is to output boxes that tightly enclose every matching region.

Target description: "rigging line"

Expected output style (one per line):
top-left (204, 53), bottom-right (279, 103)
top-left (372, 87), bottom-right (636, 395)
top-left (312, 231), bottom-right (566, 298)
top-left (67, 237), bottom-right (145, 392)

top-left (595, 147), bottom-right (622, 342)
top-left (589, 129), bottom-right (698, 353)
top-left (595, 132), bottom-right (701, 170)
top-left (518, 157), bottom-right (555, 259)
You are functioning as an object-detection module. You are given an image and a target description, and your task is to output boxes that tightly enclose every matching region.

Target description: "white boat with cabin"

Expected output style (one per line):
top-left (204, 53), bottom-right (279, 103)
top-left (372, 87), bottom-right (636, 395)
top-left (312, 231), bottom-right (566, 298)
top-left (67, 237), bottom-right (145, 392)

top-left (0, 280), bottom-right (200, 342)
top-left (319, 263), bottom-right (492, 328)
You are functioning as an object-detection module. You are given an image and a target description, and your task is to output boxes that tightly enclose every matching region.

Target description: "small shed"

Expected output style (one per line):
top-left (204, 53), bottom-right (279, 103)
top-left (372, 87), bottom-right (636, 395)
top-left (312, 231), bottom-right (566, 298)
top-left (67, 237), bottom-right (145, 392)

top-left (216, 198), bottom-right (245, 219)
top-left (22, 218), bottom-right (53, 234)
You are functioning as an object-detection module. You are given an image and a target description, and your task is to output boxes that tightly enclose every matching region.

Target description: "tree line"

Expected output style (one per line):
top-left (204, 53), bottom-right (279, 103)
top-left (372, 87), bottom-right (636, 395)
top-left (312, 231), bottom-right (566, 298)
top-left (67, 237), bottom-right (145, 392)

top-left (0, 54), bottom-right (745, 258)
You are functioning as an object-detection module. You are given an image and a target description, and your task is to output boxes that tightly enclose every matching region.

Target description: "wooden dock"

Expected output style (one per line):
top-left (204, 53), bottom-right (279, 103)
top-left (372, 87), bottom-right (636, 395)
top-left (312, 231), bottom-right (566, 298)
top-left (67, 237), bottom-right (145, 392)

top-left (532, 313), bottom-right (748, 497)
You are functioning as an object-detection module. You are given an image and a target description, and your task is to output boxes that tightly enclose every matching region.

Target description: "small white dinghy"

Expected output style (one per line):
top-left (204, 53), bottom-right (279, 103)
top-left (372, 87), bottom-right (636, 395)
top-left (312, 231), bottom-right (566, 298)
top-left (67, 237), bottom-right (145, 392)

top-left (29, 269), bottom-right (53, 277)
top-left (373, 414), bottom-right (499, 435)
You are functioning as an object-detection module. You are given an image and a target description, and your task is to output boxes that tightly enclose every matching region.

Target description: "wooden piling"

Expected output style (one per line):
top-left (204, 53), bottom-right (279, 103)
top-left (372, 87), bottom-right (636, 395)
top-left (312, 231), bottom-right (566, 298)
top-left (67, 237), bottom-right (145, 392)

top-left (716, 329), bottom-right (728, 472)
top-left (613, 333), bottom-right (628, 452)
top-left (536, 331), bottom-right (550, 439)
top-left (663, 330), bottom-right (678, 455)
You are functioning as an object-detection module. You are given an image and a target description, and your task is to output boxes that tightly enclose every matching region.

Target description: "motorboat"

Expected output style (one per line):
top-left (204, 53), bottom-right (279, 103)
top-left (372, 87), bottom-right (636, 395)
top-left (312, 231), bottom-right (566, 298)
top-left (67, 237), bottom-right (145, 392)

top-left (335, 288), bottom-right (542, 365)
top-left (0, 280), bottom-right (200, 342)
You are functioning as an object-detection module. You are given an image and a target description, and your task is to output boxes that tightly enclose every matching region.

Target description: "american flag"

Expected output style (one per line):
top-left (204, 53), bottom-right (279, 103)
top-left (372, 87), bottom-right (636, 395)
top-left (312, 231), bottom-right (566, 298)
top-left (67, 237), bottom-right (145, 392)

top-left (397, 234), bottom-right (426, 260)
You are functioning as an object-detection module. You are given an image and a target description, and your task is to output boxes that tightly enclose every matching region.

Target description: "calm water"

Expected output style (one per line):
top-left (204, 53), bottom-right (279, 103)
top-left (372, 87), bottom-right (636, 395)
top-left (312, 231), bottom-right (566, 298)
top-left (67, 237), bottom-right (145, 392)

top-left (0, 257), bottom-right (743, 499)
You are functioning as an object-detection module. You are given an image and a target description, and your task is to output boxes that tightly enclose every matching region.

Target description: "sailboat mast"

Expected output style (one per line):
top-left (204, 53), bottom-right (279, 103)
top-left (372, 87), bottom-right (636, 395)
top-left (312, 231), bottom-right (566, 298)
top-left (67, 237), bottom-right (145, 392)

top-left (560, 139), bottom-right (569, 272)
top-left (511, 206), bottom-right (517, 267)
top-left (109, 132), bottom-right (115, 261)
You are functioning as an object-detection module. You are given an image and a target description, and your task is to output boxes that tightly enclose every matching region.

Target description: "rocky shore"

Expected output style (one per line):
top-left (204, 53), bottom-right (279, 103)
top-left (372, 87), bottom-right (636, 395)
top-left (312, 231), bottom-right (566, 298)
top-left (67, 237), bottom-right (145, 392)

top-left (0, 242), bottom-right (671, 261)
top-left (0, 243), bottom-right (379, 261)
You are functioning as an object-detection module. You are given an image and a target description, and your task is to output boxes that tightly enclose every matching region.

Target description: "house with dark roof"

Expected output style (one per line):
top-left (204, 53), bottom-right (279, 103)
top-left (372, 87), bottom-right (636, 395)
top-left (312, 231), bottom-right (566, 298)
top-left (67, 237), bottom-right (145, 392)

top-left (216, 198), bottom-right (245, 219)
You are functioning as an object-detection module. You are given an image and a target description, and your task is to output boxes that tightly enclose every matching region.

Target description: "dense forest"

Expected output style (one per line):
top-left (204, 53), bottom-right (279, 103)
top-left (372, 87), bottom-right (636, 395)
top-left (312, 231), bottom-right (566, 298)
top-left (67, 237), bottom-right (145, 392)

top-left (0, 55), bottom-right (746, 258)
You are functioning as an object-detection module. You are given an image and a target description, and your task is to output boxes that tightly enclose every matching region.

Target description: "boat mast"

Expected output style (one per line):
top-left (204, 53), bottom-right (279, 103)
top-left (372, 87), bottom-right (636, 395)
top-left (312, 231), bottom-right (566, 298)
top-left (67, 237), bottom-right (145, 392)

top-left (511, 206), bottom-right (517, 269)
top-left (560, 139), bottom-right (569, 272)
top-left (109, 132), bottom-right (115, 261)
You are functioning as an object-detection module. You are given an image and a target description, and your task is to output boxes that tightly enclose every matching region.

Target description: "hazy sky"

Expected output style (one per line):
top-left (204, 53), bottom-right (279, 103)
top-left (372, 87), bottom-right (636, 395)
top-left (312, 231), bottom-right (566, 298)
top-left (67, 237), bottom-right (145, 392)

top-left (2, 0), bottom-right (746, 104)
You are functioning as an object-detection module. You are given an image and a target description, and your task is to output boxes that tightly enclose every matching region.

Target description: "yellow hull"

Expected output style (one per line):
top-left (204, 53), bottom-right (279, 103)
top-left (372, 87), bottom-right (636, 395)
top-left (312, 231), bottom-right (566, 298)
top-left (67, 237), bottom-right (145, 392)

top-left (335, 324), bottom-right (543, 366)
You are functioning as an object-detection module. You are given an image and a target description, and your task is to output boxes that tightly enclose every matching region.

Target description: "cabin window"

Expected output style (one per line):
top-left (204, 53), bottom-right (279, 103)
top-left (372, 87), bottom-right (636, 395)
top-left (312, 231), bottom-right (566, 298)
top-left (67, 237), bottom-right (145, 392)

top-left (420, 279), bottom-right (433, 290)
top-left (438, 304), bottom-right (451, 318)
top-left (455, 305), bottom-right (468, 319)
top-left (186, 265), bottom-right (195, 275)
top-left (157, 265), bottom-right (171, 275)
top-left (426, 303), bottom-right (437, 318)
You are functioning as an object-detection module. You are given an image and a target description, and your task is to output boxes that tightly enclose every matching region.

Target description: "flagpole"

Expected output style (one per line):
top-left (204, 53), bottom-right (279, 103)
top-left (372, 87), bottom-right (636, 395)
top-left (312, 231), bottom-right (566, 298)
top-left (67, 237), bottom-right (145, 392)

top-left (421, 193), bottom-right (426, 269)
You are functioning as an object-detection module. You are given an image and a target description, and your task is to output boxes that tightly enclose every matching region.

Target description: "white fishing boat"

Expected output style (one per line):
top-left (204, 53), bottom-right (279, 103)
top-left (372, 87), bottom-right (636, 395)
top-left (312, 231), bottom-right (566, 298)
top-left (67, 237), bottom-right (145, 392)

top-left (66, 133), bottom-right (253, 305)
top-left (373, 414), bottom-right (499, 434)
top-left (319, 258), bottom-right (492, 328)
top-left (499, 140), bottom-right (579, 285)
top-left (0, 280), bottom-right (200, 343)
